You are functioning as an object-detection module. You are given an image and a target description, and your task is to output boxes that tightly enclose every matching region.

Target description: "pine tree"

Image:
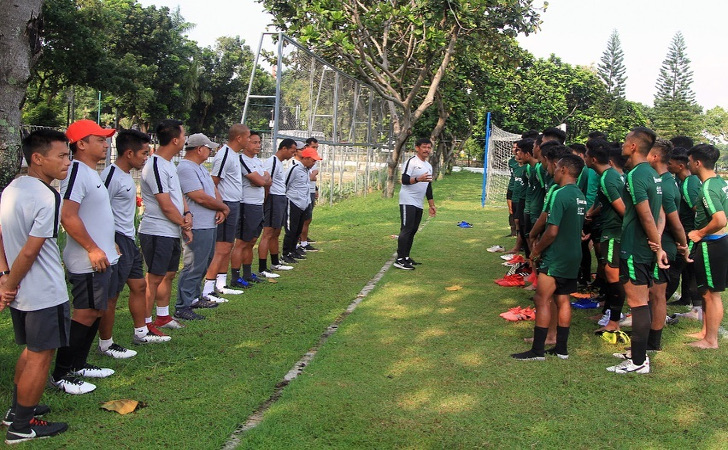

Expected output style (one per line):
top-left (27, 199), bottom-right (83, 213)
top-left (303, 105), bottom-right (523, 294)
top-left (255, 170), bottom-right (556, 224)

top-left (652, 31), bottom-right (702, 138)
top-left (597, 30), bottom-right (627, 99)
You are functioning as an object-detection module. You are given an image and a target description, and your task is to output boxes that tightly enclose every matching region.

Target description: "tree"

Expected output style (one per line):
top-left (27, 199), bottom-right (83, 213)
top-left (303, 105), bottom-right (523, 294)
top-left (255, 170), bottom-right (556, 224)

top-left (652, 31), bottom-right (702, 139)
top-left (0, 0), bottom-right (44, 192)
top-left (259, 0), bottom-right (542, 197)
top-left (597, 29), bottom-right (627, 99)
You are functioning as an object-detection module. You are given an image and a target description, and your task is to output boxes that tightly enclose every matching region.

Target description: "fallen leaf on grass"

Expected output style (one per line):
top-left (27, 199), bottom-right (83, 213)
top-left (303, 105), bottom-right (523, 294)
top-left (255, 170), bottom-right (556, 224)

top-left (445, 285), bottom-right (462, 291)
top-left (267, 278), bottom-right (278, 284)
top-left (100, 399), bottom-right (146, 415)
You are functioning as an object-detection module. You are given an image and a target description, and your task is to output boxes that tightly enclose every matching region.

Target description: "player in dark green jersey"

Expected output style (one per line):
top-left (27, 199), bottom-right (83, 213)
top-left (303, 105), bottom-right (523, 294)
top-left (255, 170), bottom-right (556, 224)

top-left (686, 144), bottom-right (728, 349)
top-left (647, 139), bottom-right (689, 351)
top-left (667, 148), bottom-right (702, 310)
top-left (512, 154), bottom-right (586, 360)
top-left (585, 138), bottom-right (626, 332)
top-left (607, 127), bottom-right (668, 375)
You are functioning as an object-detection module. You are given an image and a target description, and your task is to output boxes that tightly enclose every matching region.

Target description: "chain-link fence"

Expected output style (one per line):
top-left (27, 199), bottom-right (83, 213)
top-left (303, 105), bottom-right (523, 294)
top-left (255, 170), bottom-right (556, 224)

top-left (243, 33), bottom-right (397, 204)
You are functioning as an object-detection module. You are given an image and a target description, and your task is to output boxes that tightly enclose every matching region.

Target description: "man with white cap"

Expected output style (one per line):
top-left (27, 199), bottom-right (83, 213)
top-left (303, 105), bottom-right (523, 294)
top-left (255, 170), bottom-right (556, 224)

top-left (175, 134), bottom-right (230, 320)
top-left (50, 119), bottom-right (118, 395)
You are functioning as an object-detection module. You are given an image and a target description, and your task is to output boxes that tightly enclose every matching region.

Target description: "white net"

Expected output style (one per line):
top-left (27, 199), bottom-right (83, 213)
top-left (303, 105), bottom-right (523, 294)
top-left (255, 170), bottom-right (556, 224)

top-left (484, 124), bottom-right (521, 206)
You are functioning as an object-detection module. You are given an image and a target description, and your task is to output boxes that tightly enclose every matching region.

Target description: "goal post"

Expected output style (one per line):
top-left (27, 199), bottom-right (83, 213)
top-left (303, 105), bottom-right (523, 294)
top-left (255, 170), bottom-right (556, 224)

top-left (481, 117), bottom-right (521, 207)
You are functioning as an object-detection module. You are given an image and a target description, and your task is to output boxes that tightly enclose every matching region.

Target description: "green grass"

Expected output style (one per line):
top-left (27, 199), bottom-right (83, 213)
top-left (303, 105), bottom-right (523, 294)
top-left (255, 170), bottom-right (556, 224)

top-left (2, 171), bottom-right (727, 448)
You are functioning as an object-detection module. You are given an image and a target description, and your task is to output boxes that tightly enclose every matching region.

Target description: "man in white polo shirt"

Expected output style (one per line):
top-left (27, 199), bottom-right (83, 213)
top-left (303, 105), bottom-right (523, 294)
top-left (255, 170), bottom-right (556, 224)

top-left (175, 134), bottom-right (230, 320)
top-left (138, 119), bottom-right (192, 335)
top-left (202, 124), bottom-right (249, 297)
top-left (258, 139), bottom-right (298, 274)
top-left (50, 119), bottom-right (119, 395)
top-left (230, 131), bottom-right (271, 283)
top-left (394, 137), bottom-right (437, 270)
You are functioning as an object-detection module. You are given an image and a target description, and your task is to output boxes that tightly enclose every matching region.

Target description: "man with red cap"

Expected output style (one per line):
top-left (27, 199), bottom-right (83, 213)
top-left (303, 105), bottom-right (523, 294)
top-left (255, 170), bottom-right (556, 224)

top-left (49, 120), bottom-right (118, 395)
top-left (282, 146), bottom-right (322, 263)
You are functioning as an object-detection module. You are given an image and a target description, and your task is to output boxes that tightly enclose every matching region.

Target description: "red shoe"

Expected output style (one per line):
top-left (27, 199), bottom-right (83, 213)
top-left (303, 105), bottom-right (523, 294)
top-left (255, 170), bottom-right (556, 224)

top-left (500, 306), bottom-right (524, 319)
top-left (146, 323), bottom-right (169, 337)
top-left (153, 315), bottom-right (185, 329)
top-left (520, 307), bottom-right (536, 320)
top-left (507, 255), bottom-right (526, 264)
top-left (497, 276), bottom-right (525, 287)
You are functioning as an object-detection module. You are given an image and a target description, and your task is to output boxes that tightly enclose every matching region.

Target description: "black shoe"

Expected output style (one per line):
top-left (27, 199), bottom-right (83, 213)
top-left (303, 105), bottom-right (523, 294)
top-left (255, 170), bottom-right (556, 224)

top-left (307, 237), bottom-right (317, 243)
top-left (2, 405), bottom-right (51, 427)
top-left (173, 308), bottom-right (205, 320)
top-left (292, 251), bottom-right (306, 260)
top-left (393, 258), bottom-right (415, 270)
top-left (281, 254), bottom-right (298, 264)
top-left (5, 418), bottom-right (68, 444)
top-left (406, 257), bottom-right (422, 265)
top-left (302, 244), bottom-right (319, 252)
top-left (544, 347), bottom-right (569, 359)
top-left (244, 273), bottom-right (264, 284)
top-left (510, 350), bottom-right (545, 361)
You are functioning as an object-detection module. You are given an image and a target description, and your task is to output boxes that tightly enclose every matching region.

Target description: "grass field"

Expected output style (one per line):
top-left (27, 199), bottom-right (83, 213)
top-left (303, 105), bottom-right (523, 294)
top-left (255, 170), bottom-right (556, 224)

top-left (2, 171), bottom-right (727, 448)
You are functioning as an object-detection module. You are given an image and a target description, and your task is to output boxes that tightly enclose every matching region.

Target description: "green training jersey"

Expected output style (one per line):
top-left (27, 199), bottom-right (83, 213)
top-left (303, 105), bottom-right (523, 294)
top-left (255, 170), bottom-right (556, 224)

top-left (541, 183), bottom-right (586, 279)
top-left (511, 164), bottom-right (527, 202)
top-left (524, 163), bottom-right (534, 215)
top-left (694, 176), bottom-right (728, 233)
top-left (597, 167), bottom-right (624, 241)
top-left (678, 174), bottom-right (701, 233)
top-left (659, 172), bottom-right (680, 260)
top-left (526, 162), bottom-right (548, 222)
top-left (507, 157), bottom-right (518, 192)
top-left (620, 162), bottom-right (662, 264)
top-left (577, 166), bottom-right (599, 209)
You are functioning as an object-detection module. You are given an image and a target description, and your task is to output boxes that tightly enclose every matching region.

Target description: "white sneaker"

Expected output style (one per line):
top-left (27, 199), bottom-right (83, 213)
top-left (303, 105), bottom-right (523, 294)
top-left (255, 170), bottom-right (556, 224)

top-left (259, 270), bottom-right (280, 278)
top-left (619, 315), bottom-right (632, 327)
top-left (49, 375), bottom-right (96, 395)
top-left (607, 357), bottom-right (649, 374)
top-left (133, 332), bottom-right (171, 344)
top-left (203, 294), bottom-right (229, 303)
top-left (270, 264), bottom-right (293, 271)
top-left (612, 349), bottom-right (632, 359)
top-left (487, 245), bottom-right (505, 253)
top-left (97, 343), bottom-right (137, 359)
top-left (597, 311), bottom-right (611, 326)
top-left (215, 286), bottom-right (244, 295)
top-left (500, 253), bottom-right (516, 260)
top-left (71, 364), bottom-right (114, 378)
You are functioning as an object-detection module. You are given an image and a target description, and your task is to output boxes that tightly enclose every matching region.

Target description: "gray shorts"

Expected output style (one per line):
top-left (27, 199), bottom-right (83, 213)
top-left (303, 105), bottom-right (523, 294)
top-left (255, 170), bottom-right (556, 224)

top-left (139, 233), bottom-right (182, 276)
top-left (238, 203), bottom-right (264, 241)
top-left (109, 233), bottom-right (144, 297)
top-left (217, 201), bottom-right (239, 243)
top-left (68, 268), bottom-right (114, 310)
top-left (11, 302), bottom-right (71, 352)
top-left (264, 194), bottom-right (286, 229)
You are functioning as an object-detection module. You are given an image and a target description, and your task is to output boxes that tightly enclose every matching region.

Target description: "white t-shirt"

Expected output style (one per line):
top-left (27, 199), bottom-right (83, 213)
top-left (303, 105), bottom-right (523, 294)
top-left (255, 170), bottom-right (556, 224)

top-left (240, 153), bottom-right (265, 205)
top-left (211, 145), bottom-right (243, 202)
top-left (0, 177), bottom-right (69, 311)
top-left (399, 156), bottom-right (432, 209)
top-left (177, 159), bottom-right (217, 230)
top-left (139, 154), bottom-right (184, 238)
top-left (309, 161), bottom-right (319, 190)
top-left (285, 160), bottom-right (311, 210)
top-left (100, 163), bottom-right (136, 238)
top-left (61, 160), bottom-right (120, 273)
top-left (264, 155), bottom-right (286, 196)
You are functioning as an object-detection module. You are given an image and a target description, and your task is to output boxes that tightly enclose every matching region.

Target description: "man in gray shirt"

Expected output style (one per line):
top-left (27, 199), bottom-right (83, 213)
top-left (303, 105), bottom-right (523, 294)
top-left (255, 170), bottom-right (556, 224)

top-left (282, 147), bottom-right (322, 262)
top-left (175, 134), bottom-right (230, 320)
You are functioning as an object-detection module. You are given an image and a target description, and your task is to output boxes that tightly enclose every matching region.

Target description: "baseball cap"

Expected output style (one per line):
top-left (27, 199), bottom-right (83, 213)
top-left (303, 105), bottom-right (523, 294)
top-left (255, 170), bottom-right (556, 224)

top-left (65, 119), bottom-right (115, 144)
top-left (295, 140), bottom-right (306, 149)
top-left (186, 133), bottom-right (219, 150)
top-left (301, 148), bottom-right (322, 160)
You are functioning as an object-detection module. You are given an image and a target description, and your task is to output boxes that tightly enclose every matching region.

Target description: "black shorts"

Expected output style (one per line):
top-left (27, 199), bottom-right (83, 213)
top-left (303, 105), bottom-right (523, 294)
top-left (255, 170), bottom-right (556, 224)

top-left (694, 236), bottom-right (728, 292)
top-left (523, 213), bottom-right (533, 236)
top-left (620, 257), bottom-right (653, 287)
top-left (216, 201), bottom-right (239, 243)
top-left (652, 259), bottom-right (673, 285)
top-left (109, 233), bottom-right (145, 297)
top-left (239, 203), bottom-right (264, 241)
top-left (310, 192), bottom-right (317, 210)
top-left (68, 268), bottom-right (114, 310)
top-left (536, 270), bottom-right (577, 295)
top-left (506, 189), bottom-right (513, 201)
top-left (139, 234), bottom-right (182, 276)
top-left (599, 239), bottom-right (620, 268)
top-left (512, 201), bottom-right (524, 222)
top-left (11, 303), bottom-right (70, 352)
top-left (264, 194), bottom-right (286, 229)
top-left (302, 203), bottom-right (313, 222)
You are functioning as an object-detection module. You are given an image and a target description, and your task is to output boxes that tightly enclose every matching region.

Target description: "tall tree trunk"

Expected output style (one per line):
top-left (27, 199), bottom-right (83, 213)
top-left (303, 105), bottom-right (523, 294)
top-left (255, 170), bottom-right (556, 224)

top-left (0, 0), bottom-right (44, 192)
top-left (384, 109), bottom-right (413, 198)
top-left (428, 91), bottom-right (448, 180)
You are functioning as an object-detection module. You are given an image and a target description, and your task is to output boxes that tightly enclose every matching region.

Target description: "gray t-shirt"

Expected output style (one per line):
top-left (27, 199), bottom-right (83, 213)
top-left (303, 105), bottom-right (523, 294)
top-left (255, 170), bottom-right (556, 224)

top-left (177, 159), bottom-right (217, 230)
top-left (100, 163), bottom-right (136, 238)
top-left (264, 155), bottom-right (286, 196)
top-left (211, 145), bottom-right (243, 202)
top-left (240, 153), bottom-right (265, 205)
top-left (309, 161), bottom-right (319, 190)
top-left (399, 156), bottom-right (432, 209)
top-left (61, 160), bottom-right (120, 273)
top-left (285, 160), bottom-right (311, 210)
top-left (0, 177), bottom-right (69, 311)
top-left (139, 154), bottom-right (184, 238)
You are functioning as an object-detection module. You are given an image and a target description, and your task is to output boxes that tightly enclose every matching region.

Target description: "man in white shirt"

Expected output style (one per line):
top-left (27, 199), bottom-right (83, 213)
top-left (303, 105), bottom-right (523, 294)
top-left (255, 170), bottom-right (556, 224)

top-left (299, 137), bottom-right (320, 252)
top-left (50, 120), bottom-right (119, 394)
top-left (394, 138), bottom-right (437, 270)
top-left (282, 147), bottom-right (322, 262)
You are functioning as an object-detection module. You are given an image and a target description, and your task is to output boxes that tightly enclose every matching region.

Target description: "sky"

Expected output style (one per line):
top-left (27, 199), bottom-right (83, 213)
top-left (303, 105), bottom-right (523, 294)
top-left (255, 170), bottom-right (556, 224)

top-left (139, 0), bottom-right (728, 110)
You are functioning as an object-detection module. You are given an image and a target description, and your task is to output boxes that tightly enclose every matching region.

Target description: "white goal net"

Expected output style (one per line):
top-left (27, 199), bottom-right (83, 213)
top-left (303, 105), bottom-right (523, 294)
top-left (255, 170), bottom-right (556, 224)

top-left (482, 124), bottom-right (521, 206)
